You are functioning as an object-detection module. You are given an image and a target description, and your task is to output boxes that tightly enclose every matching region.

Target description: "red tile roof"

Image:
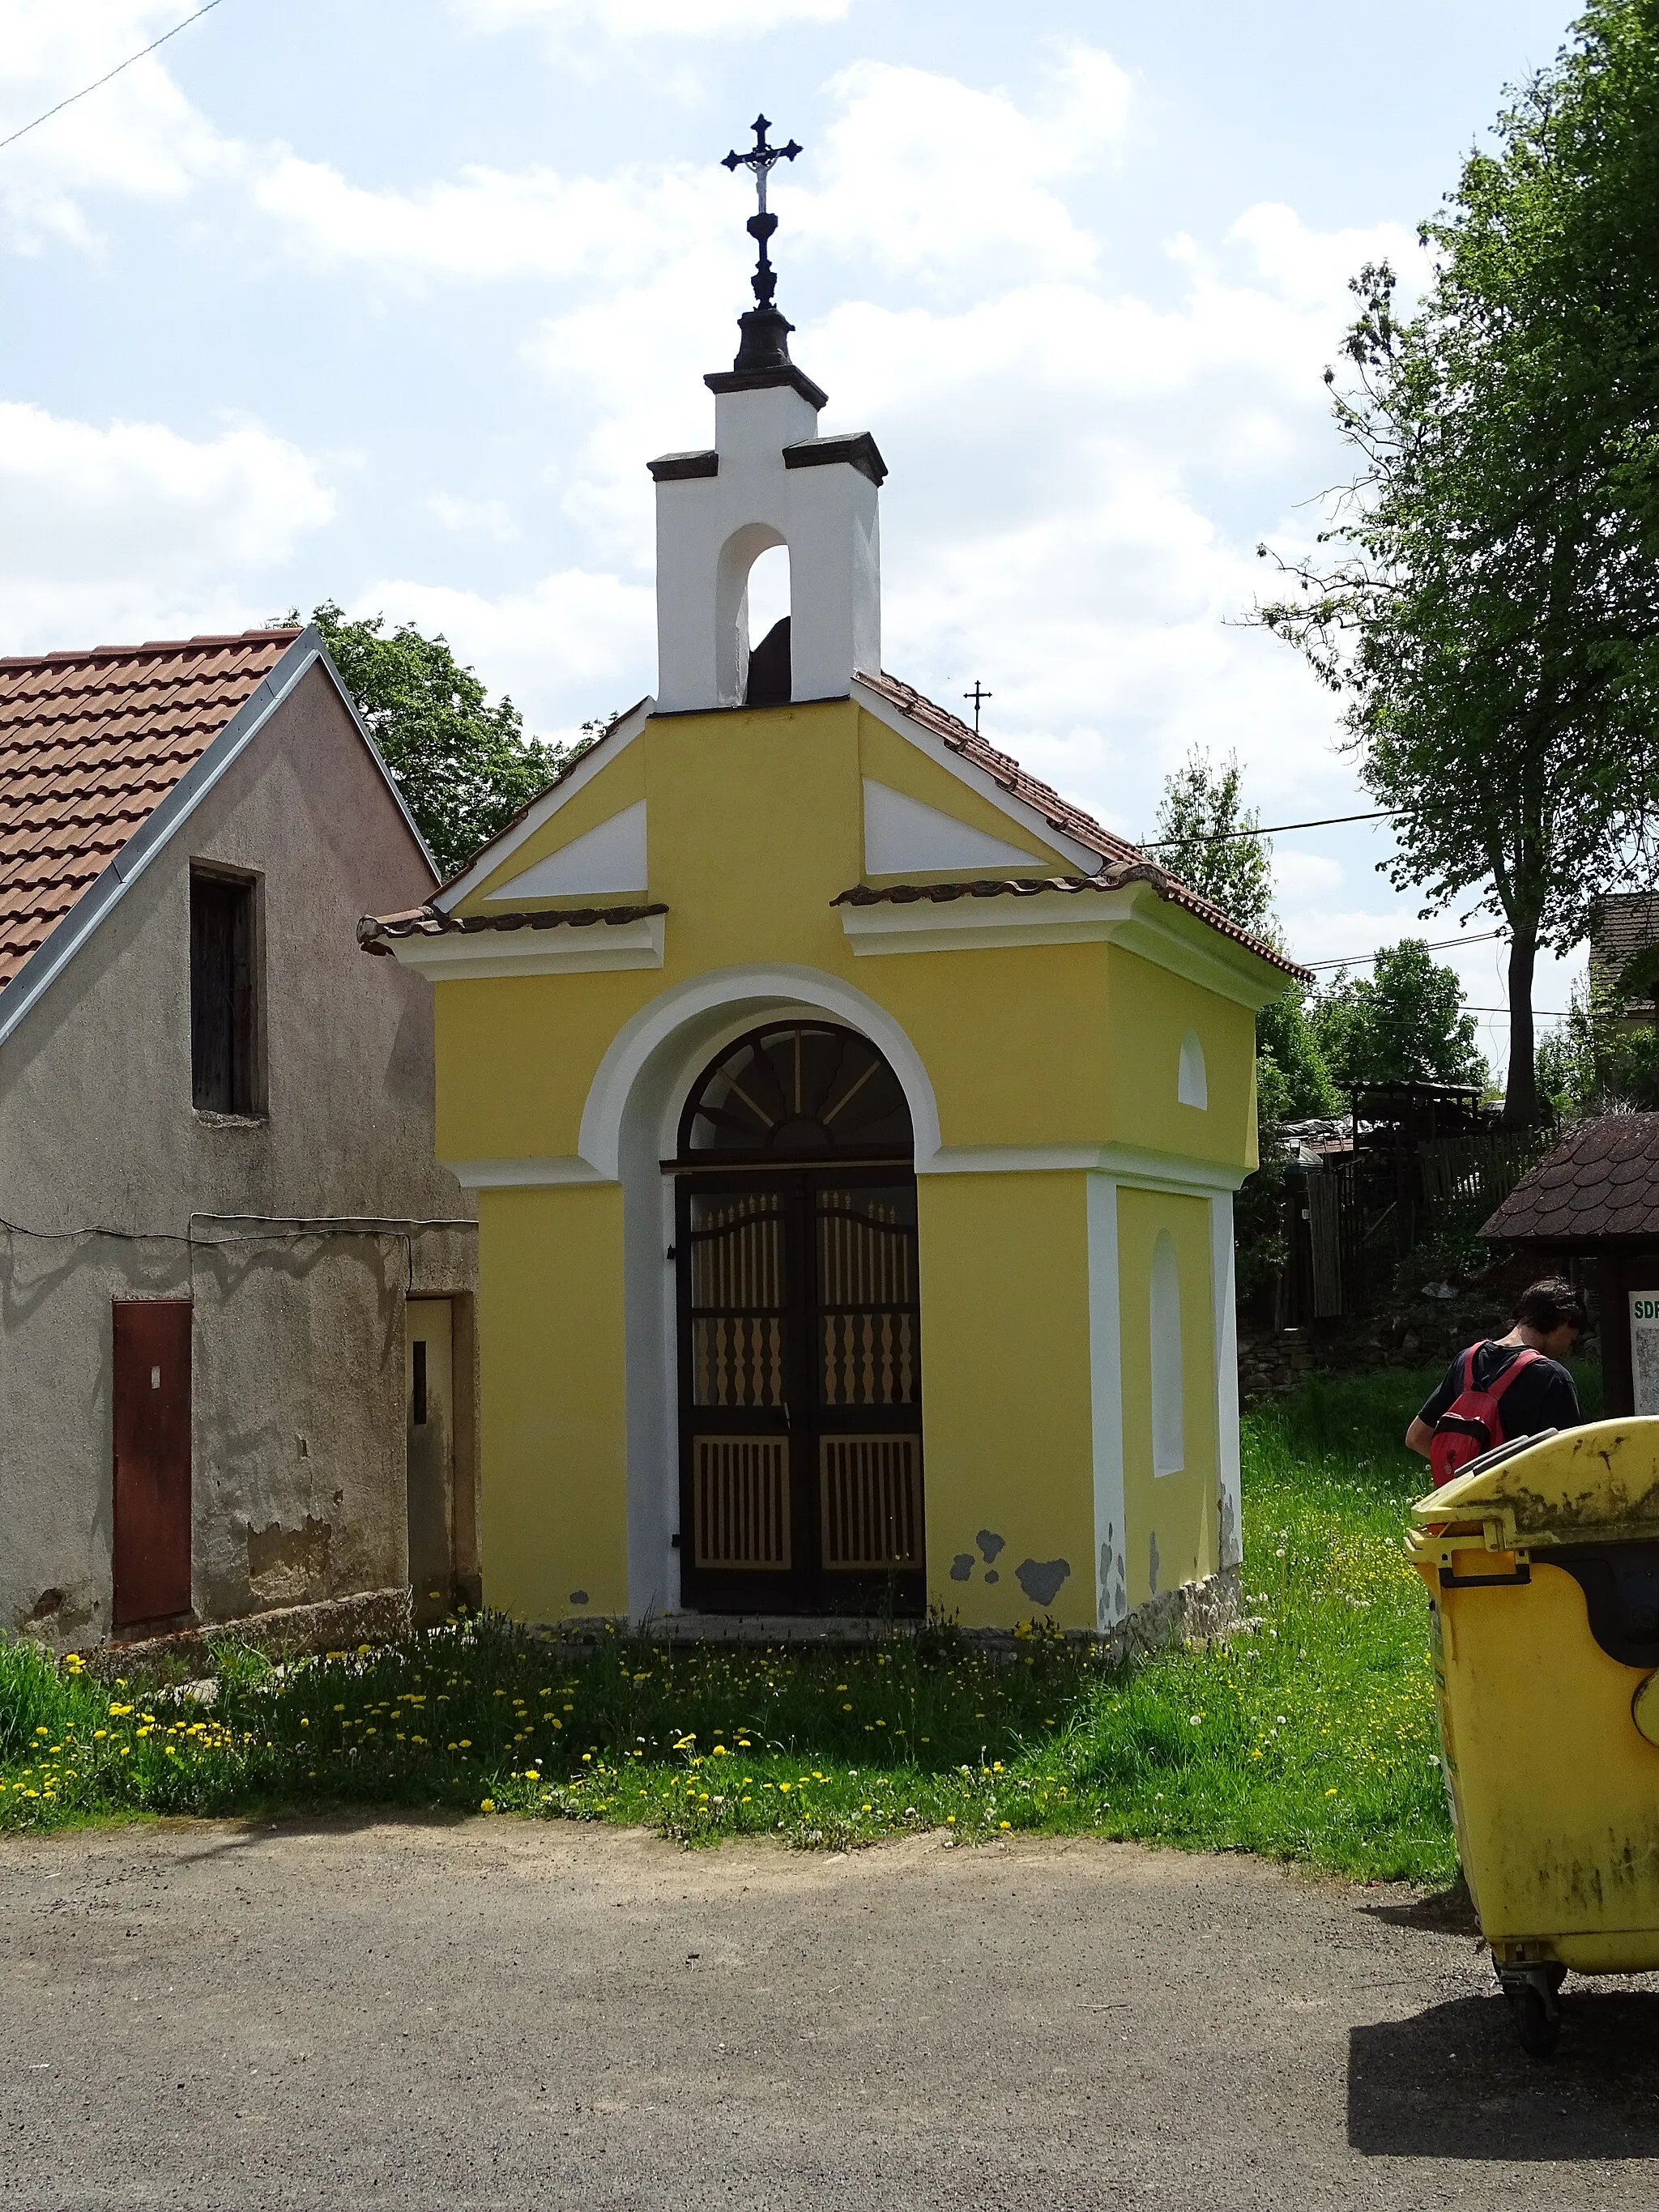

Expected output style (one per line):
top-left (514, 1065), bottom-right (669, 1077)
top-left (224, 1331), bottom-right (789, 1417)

top-left (0, 629), bottom-right (300, 993)
top-left (1482, 1114), bottom-right (1659, 1245)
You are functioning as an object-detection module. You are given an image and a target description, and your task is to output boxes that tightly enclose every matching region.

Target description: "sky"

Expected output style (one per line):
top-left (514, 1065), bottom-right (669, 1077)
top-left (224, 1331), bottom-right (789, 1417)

top-left (0, 0), bottom-right (1589, 1072)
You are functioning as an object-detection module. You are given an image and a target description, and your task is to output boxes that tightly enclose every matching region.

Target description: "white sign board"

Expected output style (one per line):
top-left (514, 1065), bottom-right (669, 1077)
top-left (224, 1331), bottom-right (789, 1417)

top-left (1631, 1293), bottom-right (1659, 1414)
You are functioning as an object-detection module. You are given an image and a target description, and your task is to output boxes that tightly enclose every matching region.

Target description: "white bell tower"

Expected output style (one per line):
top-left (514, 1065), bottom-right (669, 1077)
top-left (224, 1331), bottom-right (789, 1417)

top-left (649, 117), bottom-right (885, 715)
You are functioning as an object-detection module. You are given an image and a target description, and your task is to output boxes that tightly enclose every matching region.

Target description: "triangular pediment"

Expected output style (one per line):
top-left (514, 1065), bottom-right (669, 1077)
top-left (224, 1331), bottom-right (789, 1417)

top-left (484, 799), bottom-right (647, 901)
top-left (862, 779), bottom-right (1047, 876)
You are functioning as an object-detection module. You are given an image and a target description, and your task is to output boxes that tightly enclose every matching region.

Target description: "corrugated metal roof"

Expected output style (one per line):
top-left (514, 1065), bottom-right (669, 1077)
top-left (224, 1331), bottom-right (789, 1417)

top-left (0, 629), bottom-right (301, 992)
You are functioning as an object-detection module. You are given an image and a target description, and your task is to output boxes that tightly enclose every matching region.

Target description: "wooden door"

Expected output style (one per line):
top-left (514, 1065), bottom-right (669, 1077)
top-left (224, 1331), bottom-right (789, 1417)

top-left (405, 1298), bottom-right (455, 1627)
top-left (112, 1300), bottom-right (193, 1629)
top-left (677, 1170), bottom-right (923, 1615)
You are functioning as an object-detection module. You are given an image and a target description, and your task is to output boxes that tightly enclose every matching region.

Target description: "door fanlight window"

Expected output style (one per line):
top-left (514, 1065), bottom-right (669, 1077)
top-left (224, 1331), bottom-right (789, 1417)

top-left (679, 1021), bottom-right (912, 1161)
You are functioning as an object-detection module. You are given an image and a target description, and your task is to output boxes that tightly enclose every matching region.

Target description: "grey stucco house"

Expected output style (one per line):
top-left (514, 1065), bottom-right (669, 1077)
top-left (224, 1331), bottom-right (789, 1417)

top-left (0, 624), bottom-right (477, 1656)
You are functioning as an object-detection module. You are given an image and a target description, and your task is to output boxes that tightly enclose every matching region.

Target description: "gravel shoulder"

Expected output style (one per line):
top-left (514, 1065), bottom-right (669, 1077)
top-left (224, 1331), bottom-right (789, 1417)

top-left (3, 1817), bottom-right (1658, 2210)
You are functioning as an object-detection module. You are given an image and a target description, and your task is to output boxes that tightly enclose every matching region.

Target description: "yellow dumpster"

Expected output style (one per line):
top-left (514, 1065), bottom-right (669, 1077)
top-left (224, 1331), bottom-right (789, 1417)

top-left (1407, 1417), bottom-right (1659, 2056)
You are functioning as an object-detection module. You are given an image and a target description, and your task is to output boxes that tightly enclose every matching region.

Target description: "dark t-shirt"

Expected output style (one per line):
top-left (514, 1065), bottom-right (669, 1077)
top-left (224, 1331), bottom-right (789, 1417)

top-left (1418, 1340), bottom-right (1580, 1443)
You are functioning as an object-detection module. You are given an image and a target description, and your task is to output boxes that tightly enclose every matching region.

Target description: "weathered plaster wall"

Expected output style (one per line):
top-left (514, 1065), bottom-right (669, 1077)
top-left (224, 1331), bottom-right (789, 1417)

top-left (0, 664), bottom-right (477, 1647)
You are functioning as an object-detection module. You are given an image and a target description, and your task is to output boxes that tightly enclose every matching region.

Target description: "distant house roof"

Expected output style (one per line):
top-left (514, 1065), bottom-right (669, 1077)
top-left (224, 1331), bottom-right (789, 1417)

top-left (1589, 890), bottom-right (1659, 1015)
top-left (0, 629), bottom-right (301, 993)
top-left (1482, 1114), bottom-right (1659, 1246)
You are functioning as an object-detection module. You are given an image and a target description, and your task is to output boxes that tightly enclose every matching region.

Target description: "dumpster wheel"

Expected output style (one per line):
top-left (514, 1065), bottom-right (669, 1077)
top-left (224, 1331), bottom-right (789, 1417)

top-left (1497, 1963), bottom-right (1566, 2058)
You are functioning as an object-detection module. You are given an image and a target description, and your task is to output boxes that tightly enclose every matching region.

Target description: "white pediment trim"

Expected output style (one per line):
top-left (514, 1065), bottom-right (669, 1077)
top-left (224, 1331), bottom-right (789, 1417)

top-left (436, 697), bottom-right (655, 912)
top-left (378, 912), bottom-right (664, 981)
top-left (862, 779), bottom-right (1045, 876)
top-left (838, 884), bottom-right (1287, 1009)
top-left (484, 799), bottom-right (647, 901)
top-left (851, 676), bottom-right (1096, 874)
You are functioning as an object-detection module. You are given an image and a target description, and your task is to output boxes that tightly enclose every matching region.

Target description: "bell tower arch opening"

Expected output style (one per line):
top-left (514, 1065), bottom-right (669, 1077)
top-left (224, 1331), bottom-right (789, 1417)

top-left (715, 526), bottom-right (792, 707)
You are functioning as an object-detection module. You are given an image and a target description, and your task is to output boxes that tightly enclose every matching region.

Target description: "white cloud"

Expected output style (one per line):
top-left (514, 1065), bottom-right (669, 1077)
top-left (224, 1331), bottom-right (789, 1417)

top-left (251, 151), bottom-right (727, 284)
top-left (452, 0), bottom-right (854, 34)
top-left (794, 48), bottom-right (1129, 285)
top-left (424, 494), bottom-right (522, 543)
top-left (0, 401), bottom-right (335, 652)
top-left (0, 1), bottom-right (237, 250)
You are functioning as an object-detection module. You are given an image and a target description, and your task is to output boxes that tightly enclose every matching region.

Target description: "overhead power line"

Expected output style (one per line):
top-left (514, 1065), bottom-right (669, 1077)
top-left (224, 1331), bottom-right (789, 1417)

top-left (1144, 808), bottom-right (1404, 849)
top-left (0, 0), bottom-right (228, 157)
top-left (1302, 927), bottom-right (1507, 971)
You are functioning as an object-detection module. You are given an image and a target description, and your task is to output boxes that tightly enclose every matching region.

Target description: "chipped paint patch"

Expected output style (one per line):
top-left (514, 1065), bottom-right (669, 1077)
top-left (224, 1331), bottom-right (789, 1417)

top-left (977, 1530), bottom-right (1005, 1563)
top-left (1015, 1557), bottom-right (1071, 1608)
top-left (949, 1554), bottom-right (974, 1583)
top-left (569, 1589), bottom-right (589, 1606)
top-left (1149, 1530), bottom-right (1161, 1598)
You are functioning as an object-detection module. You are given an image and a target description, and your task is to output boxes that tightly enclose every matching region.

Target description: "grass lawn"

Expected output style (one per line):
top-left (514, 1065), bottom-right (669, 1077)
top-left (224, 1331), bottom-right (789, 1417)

top-left (5, 1364), bottom-right (1561, 1881)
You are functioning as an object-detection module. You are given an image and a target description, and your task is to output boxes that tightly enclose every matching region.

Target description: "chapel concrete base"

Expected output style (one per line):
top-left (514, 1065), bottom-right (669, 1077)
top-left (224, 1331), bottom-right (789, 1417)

top-left (83, 1586), bottom-right (415, 1678)
top-left (536, 1566), bottom-right (1244, 1656)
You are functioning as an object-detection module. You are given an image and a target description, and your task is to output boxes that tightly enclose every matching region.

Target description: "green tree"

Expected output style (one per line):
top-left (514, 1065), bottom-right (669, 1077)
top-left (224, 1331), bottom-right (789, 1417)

top-left (1151, 751), bottom-right (1341, 1313)
top-left (1151, 748), bottom-right (1338, 1118)
top-left (1257, 1), bottom-right (1659, 1125)
top-left (1537, 982), bottom-right (1659, 1113)
top-left (1153, 749), bottom-right (1277, 937)
top-left (293, 601), bottom-right (595, 881)
top-left (1309, 940), bottom-right (1488, 1090)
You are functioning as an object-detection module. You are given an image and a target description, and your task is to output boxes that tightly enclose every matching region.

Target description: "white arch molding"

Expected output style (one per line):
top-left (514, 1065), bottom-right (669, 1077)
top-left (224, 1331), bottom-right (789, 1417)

top-left (578, 965), bottom-right (940, 1620)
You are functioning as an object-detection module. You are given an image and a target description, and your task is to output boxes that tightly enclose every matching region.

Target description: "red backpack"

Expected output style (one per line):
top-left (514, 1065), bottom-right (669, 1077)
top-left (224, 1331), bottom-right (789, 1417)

top-left (1429, 1345), bottom-right (1542, 1487)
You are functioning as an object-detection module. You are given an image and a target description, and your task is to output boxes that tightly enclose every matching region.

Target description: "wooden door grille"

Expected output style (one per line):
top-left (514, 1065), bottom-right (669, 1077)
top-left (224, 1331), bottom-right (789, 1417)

top-left (688, 1190), bottom-right (787, 1408)
top-left (819, 1435), bottom-right (923, 1571)
top-left (817, 1188), bottom-right (919, 1406)
top-left (693, 1436), bottom-right (791, 1570)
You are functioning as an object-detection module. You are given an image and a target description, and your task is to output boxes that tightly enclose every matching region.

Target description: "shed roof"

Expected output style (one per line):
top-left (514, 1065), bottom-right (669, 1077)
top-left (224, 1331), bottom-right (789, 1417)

top-left (0, 629), bottom-right (301, 992)
top-left (1482, 1113), bottom-right (1659, 1246)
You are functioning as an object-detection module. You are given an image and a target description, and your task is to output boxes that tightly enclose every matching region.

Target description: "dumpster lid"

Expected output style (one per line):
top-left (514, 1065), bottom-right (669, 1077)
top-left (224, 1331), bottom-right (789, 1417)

top-left (1411, 1417), bottom-right (1659, 1545)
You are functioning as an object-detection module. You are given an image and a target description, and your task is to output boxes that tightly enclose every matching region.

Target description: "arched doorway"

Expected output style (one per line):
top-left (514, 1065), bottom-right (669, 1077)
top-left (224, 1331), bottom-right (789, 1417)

top-left (674, 1020), bottom-right (923, 1615)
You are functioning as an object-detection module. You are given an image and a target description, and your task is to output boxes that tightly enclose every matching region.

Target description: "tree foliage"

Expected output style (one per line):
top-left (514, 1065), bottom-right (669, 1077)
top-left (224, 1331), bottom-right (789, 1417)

top-left (298, 602), bottom-right (595, 881)
top-left (1153, 749), bottom-right (1277, 939)
top-left (1537, 985), bottom-right (1659, 1114)
top-left (1308, 940), bottom-right (1488, 1091)
top-left (1256, 0), bottom-right (1659, 1124)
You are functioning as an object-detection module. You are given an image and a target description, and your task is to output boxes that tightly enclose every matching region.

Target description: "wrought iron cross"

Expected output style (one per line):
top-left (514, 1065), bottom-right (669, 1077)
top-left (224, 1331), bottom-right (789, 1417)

top-left (723, 114), bottom-right (801, 309)
top-left (964, 680), bottom-right (992, 734)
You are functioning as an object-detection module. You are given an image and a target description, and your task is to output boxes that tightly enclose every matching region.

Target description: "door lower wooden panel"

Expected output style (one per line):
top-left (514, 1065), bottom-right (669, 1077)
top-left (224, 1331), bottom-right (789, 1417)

top-left (819, 1434), bottom-right (923, 1571)
top-left (693, 1436), bottom-right (792, 1570)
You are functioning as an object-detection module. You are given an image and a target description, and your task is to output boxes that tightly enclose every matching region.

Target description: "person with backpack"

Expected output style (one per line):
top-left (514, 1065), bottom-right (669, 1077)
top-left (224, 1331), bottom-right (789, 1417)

top-left (1405, 1276), bottom-right (1587, 1486)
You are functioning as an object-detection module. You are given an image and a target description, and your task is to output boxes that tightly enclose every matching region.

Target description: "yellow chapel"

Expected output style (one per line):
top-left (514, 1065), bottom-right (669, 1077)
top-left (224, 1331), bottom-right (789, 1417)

top-left (362, 152), bottom-right (1301, 1642)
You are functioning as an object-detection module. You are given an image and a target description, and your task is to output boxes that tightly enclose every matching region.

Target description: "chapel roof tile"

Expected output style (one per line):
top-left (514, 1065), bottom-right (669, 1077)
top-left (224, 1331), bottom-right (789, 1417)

top-left (0, 629), bottom-right (301, 993)
top-left (831, 871), bottom-right (1309, 980)
top-left (1482, 1113), bottom-right (1659, 1245)
top-left (358, 901), bottom-right (667, 950)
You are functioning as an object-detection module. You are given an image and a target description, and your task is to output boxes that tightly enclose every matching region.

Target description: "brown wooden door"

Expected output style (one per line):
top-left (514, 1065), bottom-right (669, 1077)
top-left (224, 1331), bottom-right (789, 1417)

top-left (405, 1298), bottom-right (455, 1627)
top-left (112, 1301), bottom-right (193, 1629)
top-left (676, 1170), bottom-right (923, 1616)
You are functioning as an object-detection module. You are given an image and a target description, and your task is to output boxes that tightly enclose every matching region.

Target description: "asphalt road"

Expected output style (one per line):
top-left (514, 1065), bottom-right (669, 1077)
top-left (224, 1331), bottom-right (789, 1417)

top-left (4, 1818), bottom-right (1658, 2210)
